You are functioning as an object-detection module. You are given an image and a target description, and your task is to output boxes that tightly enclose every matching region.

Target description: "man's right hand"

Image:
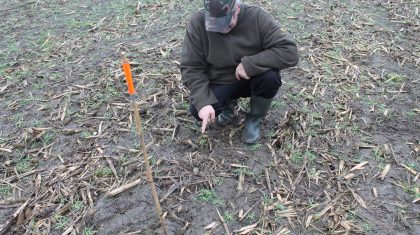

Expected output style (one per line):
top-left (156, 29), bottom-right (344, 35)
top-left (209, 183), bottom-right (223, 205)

top-left (198, 105), bottom-right (215, 133)
top-left (235, 63), bottom-right (250, 80)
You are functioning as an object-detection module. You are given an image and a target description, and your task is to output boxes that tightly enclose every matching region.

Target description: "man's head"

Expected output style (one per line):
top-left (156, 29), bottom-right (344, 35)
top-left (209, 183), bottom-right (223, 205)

top-left (204, 0), bottom-right (241, 33)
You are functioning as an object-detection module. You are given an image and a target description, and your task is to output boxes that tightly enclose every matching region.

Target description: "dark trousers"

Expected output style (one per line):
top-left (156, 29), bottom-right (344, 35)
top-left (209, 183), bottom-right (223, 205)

top-left (190, 69), bottom-right (281, 120)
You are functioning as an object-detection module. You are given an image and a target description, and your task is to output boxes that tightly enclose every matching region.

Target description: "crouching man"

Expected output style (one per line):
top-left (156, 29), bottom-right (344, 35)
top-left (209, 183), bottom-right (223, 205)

top-left (180, 0), bottom-right (299, 144)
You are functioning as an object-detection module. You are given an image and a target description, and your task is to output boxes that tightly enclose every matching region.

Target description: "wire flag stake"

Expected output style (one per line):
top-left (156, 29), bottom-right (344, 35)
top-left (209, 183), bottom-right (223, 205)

top-left (121, 53), bottom-right (168, 235)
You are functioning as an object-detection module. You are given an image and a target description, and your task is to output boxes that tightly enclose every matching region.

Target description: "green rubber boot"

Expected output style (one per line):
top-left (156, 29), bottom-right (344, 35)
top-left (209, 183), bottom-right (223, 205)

top-left (217, 99), bottom-right (237, 126)
top-left (242, 96), bottom-right (273, 144)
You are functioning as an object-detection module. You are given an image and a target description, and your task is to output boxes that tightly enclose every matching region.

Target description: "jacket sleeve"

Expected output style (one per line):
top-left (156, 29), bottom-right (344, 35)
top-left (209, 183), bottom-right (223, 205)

top-left (180, 19), bottom-right (218, 113)
top-left (241, 10), bottom-right (299, 77)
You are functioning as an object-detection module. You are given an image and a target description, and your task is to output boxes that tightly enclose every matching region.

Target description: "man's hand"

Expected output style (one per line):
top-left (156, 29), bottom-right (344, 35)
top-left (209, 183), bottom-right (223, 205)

top-left (198, 105), bottom-right (215, 133)
top-left (235, 63), bottom-right (250, 80)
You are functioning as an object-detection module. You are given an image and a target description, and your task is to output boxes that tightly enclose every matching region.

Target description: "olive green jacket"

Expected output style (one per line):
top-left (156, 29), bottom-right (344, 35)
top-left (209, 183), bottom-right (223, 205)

top-left (180, 4), bottom-right (299, 112)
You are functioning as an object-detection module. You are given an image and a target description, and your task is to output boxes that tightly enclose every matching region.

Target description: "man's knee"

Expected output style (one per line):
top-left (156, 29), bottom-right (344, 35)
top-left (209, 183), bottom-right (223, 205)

top-left (251, 69), bottom-right (281, 98)
top-left (255, 69), bottom-right (281, 86)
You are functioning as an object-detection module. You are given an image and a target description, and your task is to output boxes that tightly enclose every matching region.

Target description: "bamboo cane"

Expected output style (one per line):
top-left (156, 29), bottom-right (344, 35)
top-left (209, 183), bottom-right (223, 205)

top-left (121, 53), bottom-right (168, 235)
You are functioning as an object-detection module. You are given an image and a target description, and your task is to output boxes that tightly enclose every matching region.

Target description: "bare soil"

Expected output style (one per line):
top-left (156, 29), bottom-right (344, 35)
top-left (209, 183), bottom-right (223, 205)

top-left (0, 0), bottom-right (419, 234)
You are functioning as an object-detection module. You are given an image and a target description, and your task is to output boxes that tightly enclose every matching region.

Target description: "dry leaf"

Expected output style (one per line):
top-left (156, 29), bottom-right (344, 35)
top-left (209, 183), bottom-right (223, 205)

top-left (413, 188), bottom-right (420, 203)
top-left (16, 212), bottom-right (25, 225)
top-left (344, 173), bottom-right (355, 180)
top-left (339, 160), bottom-right (345, 173)
top-left (350, 190), bottom-right (367, 209)
top-left (372, 187), bottom-right (378, 198)
top-left (349, 161), bottom-right (369, 172)
top-left (0, 84), bottom-right (9, 94)
top-left (24, 207), bottom-right (32, 220)
top-left (315, 205), bottom-right (333, 219)
top-left (413, 174), bottom-right (419, 182)
top-left (380, 164), bottom-right (391, 180)
top-left (230, 164), bottom-right (249, 168)
top-left (276, 227), bottom-right (291, 235)
top-left (34, 174), bottom-right (41, 194)
top-left (237, 173), bottom-right (244, 191)
top-left (240, 228), bottom-right (256, 235)
top-left (204, 222), bottom-right (218, 230)
top-left (401, 163), bottom-right (417, 175)
top-left (238, 210), bottom-right (244, 219)
top-left (233, 223), bottom-right (258, 233)
top-left (248, 187), bottom-right (257, 193)
top-left (340, 220), bottom-right (351, 230)
top-left (305, 215), bottom-right (313, 228)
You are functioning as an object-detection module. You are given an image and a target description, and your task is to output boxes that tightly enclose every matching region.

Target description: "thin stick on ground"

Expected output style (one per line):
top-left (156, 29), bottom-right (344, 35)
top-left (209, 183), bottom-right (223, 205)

top-left (106, 178), bottom-right (142, 197)
top-left (217, 209), bottom-right (231, 235)
top-left (122, 53), bottom-right (169, 235)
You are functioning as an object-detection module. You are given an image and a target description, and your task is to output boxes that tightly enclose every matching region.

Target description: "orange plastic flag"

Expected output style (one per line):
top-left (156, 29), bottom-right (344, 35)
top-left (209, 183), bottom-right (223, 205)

top-left (121, 54), bottom-right (135, 95)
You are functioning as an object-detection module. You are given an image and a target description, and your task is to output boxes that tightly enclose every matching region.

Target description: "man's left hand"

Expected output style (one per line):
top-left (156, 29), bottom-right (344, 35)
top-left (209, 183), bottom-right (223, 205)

top-left (235, 63), bottom-right (250, 80)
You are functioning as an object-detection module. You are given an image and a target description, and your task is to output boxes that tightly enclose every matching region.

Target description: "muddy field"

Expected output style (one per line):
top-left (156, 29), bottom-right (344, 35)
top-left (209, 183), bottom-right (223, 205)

top-left (0, 0), bottom-right (419, 234)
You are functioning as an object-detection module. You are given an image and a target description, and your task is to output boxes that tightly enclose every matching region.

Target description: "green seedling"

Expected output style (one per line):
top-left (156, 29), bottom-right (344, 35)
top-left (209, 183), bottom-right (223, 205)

top-left (372, 147), bottom-right (388, 162)
top-left (263, 194), bottom-right (273, 206)
top-left (41, 130), bottom-right (57, 145)
top-left (345, 210), bottom-right (357, 220)
top-left (327, 47), bottom-right (344, 60)
top-left (94, 167), bottom-right (113, 177)
top-left (274, 203), bottom-right (286, 211)
top-left (308, 167), bottom-right (318, 178)
top-left (53, 214), bottom-right (69, 230)
top-left (196, 189), bottom-right (223, 205)
top-left (362, 223), bottom-right (373, 232)
top-left (69, 19), bottom-right (94, 29)
top-left (223, 211), bottom-right (235, 223)
top-left (238, 98), bottom-right (250, 112)
top-left (407, 163), bottom-right (417, 172)
top-left (406, 111), bottom-right (417, 119)
top-left (15, 157), bottom-right (33, 173)
top-left (160, 47), bottom-right (172, 59)
top-left (304, 151), bottom-right (317, 163)
top-left (6, 42), bottom-right (21, 55)
top-left (307, 198), bottom-right (316, 208)
top-left (248, 143), bottom-right (263, 150)
top-left (31, 119), bottom-right (45, 127)
top-left (18, 94), bottom-right (42, 106)
top-left (31, 81), bottom-right (46, 90)
top-left (80, 131), bottom-right (92, 138)
top-left (351, 124), bottom-right (361, 134)
top-left (271, 100), bottom-right (284, 109)
top-left (266, 130), bottom-right (277, 139)
top-left (59, 196), bottom-right (68, 205)
top-left (402, 183), bottom-right (419, 198)
top-left (245, 211), bottom-right (257, 223)
top-left (384, 73), bottom-right (405, 84)
top-left (233, 168), bottom-right (256, 179)
top-left (72, 200), bottom-right (84, 211)
top-left (377, 163), bottom-right (385, 171)
top-left (179, 102), bottom-right (189, 110)
top-left (82, 226), bottom-right (95, 235)
top-left (321, 62), bottom-right (334, 78)
top-left (0, 185), bottom-right (12, 197)
top-left (291, 150), bottom-right (303, 163)
top-left (213, 177), bottom-right (224, 186)
top-left (309, 119), bottom-right (322, 127)
top-left (287, 91), bottom-right (314, 102)
top-left (198, 135), bottom-right (209, 148)
top-left (120, 155), bottom-right (129, 163)
top-left (149, 155), bottom-right (157, 166)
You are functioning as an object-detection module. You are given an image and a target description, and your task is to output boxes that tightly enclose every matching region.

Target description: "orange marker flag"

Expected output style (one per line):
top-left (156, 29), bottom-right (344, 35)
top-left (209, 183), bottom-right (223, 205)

top-left (121, 53), bottom-right (135, 95)
top-left (119, 53), bottom-right (169, 235)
